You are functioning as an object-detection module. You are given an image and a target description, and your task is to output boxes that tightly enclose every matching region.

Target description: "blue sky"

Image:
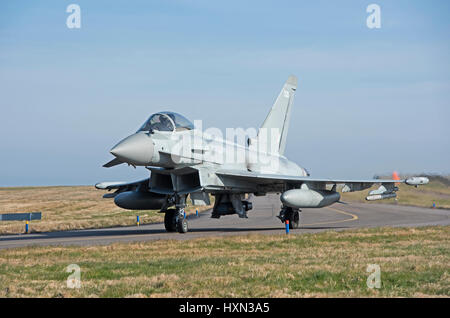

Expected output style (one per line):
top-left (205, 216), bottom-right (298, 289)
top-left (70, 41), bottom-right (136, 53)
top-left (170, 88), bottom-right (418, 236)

top-left (0, 0), bottom-right (449, 186)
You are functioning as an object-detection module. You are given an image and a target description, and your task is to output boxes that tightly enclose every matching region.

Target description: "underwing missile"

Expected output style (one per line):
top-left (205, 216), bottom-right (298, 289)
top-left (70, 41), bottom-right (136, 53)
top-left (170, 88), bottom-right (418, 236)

top-left (365, 193), bottom-right (397, 201)
top-left (368, 185), bottom-right (398, 196)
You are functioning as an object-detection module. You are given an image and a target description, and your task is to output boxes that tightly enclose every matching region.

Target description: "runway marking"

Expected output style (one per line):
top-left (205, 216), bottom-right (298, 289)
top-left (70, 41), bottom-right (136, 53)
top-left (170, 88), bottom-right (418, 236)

top-left (301, 206), bottom-right (358, 226)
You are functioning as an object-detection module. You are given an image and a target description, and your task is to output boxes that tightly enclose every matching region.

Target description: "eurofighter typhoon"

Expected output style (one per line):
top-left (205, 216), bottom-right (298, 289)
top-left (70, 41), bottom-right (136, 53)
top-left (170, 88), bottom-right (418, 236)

top-left (96, 76), bottom-right (429, 233)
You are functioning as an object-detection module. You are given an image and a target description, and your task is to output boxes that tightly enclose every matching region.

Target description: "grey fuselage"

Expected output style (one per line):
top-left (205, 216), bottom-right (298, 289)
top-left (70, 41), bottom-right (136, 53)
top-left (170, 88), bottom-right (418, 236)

top-left (110, 128), bottom-right (307, 195)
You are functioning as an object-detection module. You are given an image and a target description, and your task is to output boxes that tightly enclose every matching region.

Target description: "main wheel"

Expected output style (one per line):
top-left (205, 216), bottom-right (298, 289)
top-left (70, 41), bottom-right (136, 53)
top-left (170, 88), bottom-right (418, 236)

top-left (177, 216), bottom-right (188, 233)
top-left (164, 209), bottom-right (177, 232)
top-left (287, 209), bottom-right (300, 230)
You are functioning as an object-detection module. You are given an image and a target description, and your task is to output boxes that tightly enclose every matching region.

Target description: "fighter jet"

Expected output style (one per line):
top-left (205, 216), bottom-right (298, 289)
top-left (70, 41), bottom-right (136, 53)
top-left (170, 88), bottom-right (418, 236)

top-left (96, 75), bottom-right (429, 233)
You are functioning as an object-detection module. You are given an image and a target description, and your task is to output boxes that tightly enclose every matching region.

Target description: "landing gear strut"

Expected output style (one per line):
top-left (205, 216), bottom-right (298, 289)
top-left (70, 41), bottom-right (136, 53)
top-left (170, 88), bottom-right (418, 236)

top-left (278, 206), bottom-right (300, 230)
top-left (163, 195), bottom-right (189, 233)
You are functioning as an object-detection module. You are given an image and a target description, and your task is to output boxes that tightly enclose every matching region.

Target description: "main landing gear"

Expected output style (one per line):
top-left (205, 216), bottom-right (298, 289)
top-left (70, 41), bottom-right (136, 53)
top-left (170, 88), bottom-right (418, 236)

top-left (163, 195), bottom-right (189, 233)
top-left (278, 206), bottom-right (300, 230)
top-left (164, 208), bottom-right (188, 233)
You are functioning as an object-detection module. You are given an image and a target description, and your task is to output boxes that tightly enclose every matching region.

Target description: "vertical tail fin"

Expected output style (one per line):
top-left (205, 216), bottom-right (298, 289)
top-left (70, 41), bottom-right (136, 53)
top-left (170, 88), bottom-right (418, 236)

top-left (257, 75), bottom-right (298, 155)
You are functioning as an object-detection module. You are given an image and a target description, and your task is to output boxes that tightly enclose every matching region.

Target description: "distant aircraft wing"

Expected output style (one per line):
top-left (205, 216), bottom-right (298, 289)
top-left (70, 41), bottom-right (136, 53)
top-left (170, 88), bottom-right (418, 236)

top-left (216, 170), bottom-right (428, 195)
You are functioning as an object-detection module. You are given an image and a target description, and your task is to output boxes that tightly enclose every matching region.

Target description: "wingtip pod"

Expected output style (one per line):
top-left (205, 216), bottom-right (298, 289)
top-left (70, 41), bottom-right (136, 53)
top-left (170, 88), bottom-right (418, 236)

top-left (95, 181), bottom-right (126, 190)
top-left (405, 177), bottom-right (429, 186)
top-left (95, 182), bottom-right (109, 189)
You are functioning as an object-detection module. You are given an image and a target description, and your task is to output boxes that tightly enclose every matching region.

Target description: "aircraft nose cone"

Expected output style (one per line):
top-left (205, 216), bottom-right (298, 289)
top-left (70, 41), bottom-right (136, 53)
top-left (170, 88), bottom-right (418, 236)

top-left (110, 133), bottom-right (154, 166)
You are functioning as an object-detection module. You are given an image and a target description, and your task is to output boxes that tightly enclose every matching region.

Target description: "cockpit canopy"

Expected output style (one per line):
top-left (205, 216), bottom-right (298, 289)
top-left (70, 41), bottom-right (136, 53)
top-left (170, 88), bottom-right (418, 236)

top-left (138, 112), bottom-right (194, 133)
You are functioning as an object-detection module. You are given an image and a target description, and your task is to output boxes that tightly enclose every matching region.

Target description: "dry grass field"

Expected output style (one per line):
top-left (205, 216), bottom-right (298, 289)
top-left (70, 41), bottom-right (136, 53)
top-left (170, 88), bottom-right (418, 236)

top-left (0, 226), bottom-right (448, 297)
top-left (0, 186), bottom-right (212, 235)
top-left (0, 177), bottom-right (448, 297)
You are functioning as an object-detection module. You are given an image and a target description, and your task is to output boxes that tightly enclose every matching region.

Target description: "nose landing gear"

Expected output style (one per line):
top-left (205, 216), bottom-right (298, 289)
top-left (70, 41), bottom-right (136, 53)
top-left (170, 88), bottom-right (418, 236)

top-left (278, 206), bottom-right (300, 230)
top-left (163, 195), bottom-right (189, 233)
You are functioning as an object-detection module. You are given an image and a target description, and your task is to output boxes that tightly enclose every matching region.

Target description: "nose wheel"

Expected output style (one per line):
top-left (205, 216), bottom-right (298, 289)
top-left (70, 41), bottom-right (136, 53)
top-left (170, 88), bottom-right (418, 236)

top-left (278, 206), bottom-right (300, 230)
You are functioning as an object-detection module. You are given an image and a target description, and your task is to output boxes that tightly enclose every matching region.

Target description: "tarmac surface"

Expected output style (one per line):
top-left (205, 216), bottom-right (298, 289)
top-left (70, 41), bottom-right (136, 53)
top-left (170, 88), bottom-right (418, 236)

top-left (0, 194), bottom-right (449, 249)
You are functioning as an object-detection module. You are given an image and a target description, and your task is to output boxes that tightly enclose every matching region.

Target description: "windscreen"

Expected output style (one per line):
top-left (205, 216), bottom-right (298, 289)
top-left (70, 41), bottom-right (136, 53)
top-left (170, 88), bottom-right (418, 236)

top-left (138, 112), bottom-right (194, 132)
